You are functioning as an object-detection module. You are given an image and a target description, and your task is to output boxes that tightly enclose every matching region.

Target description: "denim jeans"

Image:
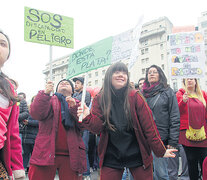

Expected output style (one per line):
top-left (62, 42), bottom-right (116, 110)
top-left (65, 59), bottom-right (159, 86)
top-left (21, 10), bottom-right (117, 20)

top-left (168, 144), bottom-right (189, 180)
top-left (82, 130), bottom-right (90, 176)
top-left (152, 152), bottom-right (169, 180)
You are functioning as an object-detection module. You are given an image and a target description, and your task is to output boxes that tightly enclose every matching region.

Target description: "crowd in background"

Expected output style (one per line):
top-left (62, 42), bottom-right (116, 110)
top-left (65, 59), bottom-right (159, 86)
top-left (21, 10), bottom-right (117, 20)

top-left (1, 30), bottom-right (207, 180)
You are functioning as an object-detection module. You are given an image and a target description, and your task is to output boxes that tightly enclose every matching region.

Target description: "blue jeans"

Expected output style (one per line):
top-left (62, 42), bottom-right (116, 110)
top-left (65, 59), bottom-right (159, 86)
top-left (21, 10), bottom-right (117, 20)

top-left (153, 152), bottom-right (169, 180)
top-left (168, 144), bottom-right (189, 180)
top-left (82, 130), bottom-right (90, 176)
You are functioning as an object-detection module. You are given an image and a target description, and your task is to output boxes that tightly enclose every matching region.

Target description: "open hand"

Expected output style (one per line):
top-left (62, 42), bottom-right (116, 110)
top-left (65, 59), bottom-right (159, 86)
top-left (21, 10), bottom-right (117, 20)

top-left (163, 148), bottom-right (178, 158)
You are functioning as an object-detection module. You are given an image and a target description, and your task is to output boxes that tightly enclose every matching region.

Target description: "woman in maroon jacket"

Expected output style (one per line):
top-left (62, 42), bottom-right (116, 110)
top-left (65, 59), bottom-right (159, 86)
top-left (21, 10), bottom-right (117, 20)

top-left (28, 79), bottom-right (86, 180)
top-left (176, 78), bottom-right (207, 180)
top-left (77, 62), bottom-right (177, 180)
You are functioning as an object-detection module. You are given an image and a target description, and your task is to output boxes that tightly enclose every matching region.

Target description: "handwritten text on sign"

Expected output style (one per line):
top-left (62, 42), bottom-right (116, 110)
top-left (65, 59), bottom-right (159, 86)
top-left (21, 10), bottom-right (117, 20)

top-left (67, 37), bottom-right (112, 79)
top-left (168, 32), bottom-right (206, 78)
top-left (24, 7), bottom-right (74, 48)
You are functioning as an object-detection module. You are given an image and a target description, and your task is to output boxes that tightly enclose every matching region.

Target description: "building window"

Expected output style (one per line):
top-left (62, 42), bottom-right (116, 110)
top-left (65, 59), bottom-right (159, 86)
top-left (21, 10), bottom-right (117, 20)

top-left (161, 64), bottom-right (164, 70)
top-left (142, 68), bottom-right (145, 75)
top-left (161, 54), bottom-right (164, 60)
top-left (88, 81), bottom-right (91, 86)
top-left (146, 58), bottom-right (149, 63)
top-left (88, 73), bottom-right (91, 78)
top-left (141, 39), bottom-right (148, 46)
top-left (145, 48), bottom-right (148, 54)
top-left (141, 49), bottom-right (144, 55)
top-left (95, 80), bottom-right (98, 85)
top-left (102, 70), bottom-right (106, 76)
top-left (160, 44), bottom-right (163, 50)
top-left (95, 72), bottom-right (98, 77)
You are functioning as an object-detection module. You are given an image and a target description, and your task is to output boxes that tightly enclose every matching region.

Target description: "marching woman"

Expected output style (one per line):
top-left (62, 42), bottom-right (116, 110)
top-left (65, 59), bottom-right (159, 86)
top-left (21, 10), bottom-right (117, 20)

top-left (176, 78), bottom-right (207, 180)
top-left (76, 62), bottom-right (177, 180)
top-left (0, 30), bottom-right (25, 179)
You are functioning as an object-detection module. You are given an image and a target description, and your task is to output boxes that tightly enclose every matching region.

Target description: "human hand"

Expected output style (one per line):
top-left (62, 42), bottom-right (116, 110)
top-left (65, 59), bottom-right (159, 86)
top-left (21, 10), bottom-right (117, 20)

top-left (65, 96), bottom-right (76, 107)
top-left (23, 120), bottom-right (28, 125)
top-left (45, 81), bottom-right (54, 95)
top-left (163, 148), bottom-right (178, 158)
top-left (77, 103), bottom-right (90, 120)
top-left (183, 92), bottom-right (188, 103)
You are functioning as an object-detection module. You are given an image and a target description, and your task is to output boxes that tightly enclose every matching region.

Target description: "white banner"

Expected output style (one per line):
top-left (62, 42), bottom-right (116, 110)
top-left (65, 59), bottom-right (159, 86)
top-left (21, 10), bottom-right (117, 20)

top-left (168, 31), bottom-right (206, 79)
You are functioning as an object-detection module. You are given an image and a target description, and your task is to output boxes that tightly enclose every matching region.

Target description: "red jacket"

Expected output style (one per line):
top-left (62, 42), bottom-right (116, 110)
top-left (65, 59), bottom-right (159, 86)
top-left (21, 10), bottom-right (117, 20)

top-left (0, 83), bottom-right (24, 179)
top-left (30, 90), bottom-right (86, 174)
top-left (176, 88), bottom-right (207, 130)
top-left (82, 90), bottom-right (166, 169)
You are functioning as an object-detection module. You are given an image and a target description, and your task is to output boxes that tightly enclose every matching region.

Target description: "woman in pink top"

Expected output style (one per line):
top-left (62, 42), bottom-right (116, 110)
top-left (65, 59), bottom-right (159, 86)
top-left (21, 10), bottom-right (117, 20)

top-left (176, 78), bottom-right (207, 180)
top-left (0, 30), bottom-right (25, 179)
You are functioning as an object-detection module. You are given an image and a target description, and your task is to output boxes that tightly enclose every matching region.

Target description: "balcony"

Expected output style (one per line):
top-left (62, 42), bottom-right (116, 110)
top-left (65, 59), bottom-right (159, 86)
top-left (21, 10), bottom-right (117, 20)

top-left (140, 27), bottom-right (166, 41)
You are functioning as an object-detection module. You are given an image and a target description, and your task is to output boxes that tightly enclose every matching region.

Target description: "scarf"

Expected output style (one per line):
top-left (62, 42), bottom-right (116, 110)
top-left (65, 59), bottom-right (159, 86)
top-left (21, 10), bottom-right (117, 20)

top-left (142, 82), bottom-right (165, 98)
top-left (55, 92), bottom-right (74, 130)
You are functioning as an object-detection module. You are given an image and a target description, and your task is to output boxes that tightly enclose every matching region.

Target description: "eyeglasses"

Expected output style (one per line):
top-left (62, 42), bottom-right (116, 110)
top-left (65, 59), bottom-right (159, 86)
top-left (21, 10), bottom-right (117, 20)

top-left (148, 71), bottom-right (158, 75)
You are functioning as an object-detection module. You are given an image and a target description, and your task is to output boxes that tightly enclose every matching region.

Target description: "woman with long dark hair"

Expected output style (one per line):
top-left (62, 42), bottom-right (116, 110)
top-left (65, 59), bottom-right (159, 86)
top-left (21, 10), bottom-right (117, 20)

top-left (0, 30), bottom-right (25, 179)
top-left (142, 65), bottom-right (180, 180)
top-left (76, 62), bottom-right (177, 180)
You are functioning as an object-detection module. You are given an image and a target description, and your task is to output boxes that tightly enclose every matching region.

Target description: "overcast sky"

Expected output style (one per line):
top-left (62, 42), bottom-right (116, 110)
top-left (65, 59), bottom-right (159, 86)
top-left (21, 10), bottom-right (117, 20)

top-left (1, 0), bottom-right (207, 101)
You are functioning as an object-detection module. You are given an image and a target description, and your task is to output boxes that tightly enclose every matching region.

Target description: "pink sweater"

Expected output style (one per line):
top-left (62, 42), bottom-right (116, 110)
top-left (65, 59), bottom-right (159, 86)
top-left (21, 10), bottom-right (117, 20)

top-left (0, 82), bottom-right (25, 179)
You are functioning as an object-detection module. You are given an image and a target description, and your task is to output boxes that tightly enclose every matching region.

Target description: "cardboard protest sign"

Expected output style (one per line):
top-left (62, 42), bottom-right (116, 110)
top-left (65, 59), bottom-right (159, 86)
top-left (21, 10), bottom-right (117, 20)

top-left (24, 6), bottom-right (74, 48)
top-left (168, 31), bottom-right (206, 78)
top-left (67, 37), bottom-right (112, 79)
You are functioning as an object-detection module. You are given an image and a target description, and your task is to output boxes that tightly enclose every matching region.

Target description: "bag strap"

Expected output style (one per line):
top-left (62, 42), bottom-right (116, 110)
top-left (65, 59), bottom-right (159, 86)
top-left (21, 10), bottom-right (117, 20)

top-left (151, 93), bottom-right (161, 110)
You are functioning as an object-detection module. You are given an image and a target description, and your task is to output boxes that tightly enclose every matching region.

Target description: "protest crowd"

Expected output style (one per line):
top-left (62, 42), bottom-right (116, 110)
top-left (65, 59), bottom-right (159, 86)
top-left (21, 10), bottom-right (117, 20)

top-left (1, 15), bottom-right (207, 180)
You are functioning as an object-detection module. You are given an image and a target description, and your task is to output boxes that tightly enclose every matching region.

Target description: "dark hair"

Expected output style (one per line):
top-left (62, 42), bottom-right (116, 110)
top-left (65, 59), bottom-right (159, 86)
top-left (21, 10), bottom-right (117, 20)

top-left (145, 65), bottom-right (168, 88)
top-left (18, 92), bottom-right (26, 99)
top-left (0, 31), bottom-right (10, 59)
top-left (99, 62), bottom-right (132, 131)
top-left (0, 73), bottom-right (18, 105)
top-left (0, 31), bottom-right (17, 105)
top-left (138, 78), bottom-right (145, 85)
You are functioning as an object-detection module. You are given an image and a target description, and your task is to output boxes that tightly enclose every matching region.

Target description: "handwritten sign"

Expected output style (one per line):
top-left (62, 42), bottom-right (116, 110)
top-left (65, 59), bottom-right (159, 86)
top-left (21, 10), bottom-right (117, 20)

top-left (111, 29), bottom-right (134, 63)
top-left (24, 6), bottom-right (74, 48)
top-left (67, 37), bottom-right (112, 79)
top-left (168, 31), bottom-right (206, 78)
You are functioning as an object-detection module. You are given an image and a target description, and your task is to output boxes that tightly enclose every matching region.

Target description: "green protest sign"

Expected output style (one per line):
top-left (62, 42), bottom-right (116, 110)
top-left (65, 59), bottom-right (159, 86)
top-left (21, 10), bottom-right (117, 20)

top-left (24, 6), bottom-right (74, 48)
top-left (67, 37), bottom-right (112, 79)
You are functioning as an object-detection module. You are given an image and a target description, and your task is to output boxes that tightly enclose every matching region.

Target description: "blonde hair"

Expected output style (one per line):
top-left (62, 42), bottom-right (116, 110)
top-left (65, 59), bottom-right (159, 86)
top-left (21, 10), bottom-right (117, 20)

top-left (182, 78), bottom-right (206, 107)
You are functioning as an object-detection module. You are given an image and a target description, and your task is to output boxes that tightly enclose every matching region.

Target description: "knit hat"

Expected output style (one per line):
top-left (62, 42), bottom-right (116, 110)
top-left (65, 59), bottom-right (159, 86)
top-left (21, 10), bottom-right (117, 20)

top-left (0, 30), bottom-right (11, 59)
top-left (56, 79), bottom-right (74, 95)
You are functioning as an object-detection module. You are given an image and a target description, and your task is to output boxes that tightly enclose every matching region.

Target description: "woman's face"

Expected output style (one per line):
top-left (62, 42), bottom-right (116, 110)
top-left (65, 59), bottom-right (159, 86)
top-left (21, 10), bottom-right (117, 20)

top-left (0, 33), bottom-right (9, 68)
top-left (186, 78), bottom-right (196, 90)
top-left (147, 67), bottom-right (159, 85)
top-left (112, 71), bottom-right (128, 89)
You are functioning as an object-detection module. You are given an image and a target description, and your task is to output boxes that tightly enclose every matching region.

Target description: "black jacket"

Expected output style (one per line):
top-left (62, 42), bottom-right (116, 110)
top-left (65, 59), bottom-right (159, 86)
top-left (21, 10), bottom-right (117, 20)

top-left (145, 87), bottom-right (180, 147)
top-left (22, 115), bottom-right (39, 144)
top-left (18, 99), bottom-right (29, 133)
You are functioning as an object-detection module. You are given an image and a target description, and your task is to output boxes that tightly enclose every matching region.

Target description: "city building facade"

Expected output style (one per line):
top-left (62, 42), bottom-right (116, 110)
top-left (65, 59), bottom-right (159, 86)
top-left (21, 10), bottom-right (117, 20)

top-left (43, 15), bottom-right (207, 91)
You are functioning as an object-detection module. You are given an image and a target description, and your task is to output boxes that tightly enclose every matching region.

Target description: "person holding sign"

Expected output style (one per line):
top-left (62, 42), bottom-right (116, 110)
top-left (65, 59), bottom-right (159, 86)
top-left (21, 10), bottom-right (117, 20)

top-left (176, 78), bottom-right (207, 180)
top-left (75, 62), bottom-right (177, 180)
top-left (28, 79), bottom-right (86, 180)
top-left (0, 30), bottom-right (25, 179)
top-left (142, 65), bottom-right (180, 180)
